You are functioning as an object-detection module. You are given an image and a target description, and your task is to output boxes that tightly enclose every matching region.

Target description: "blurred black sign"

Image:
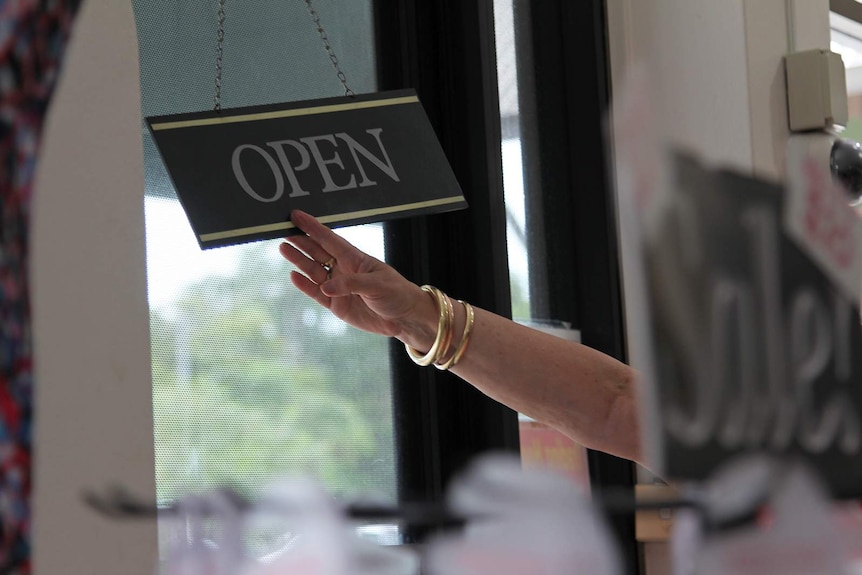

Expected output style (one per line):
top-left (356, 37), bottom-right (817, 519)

top-left (147, 89), bottom-right (467, 249)
top-left (641, 153), bottom-right (862, 498)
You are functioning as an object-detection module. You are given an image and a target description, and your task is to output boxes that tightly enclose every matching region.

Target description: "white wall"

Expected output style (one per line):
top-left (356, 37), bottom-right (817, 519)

top-left (30, 0), bottom-right (158, 573)
top-left (607, 0), bottom-right (831, 181)
top-left (606, 1), bottom-right (831, 572)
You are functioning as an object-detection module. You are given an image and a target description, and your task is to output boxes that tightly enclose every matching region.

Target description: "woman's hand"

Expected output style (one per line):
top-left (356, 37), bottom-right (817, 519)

top-left (279, 210), bottom-right (434, 344)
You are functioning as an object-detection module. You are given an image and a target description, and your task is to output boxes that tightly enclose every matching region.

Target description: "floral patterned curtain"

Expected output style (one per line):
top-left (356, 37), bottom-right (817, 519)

top-left (0, 1), bottom-right (81, 571)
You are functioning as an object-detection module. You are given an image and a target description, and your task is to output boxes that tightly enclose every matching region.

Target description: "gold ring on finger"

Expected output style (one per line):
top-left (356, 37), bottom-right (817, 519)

top-left (321, 257), bottom-right (336, 280)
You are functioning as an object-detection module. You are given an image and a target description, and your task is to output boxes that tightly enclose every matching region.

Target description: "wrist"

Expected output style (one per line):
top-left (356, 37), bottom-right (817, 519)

top-left (395, 286), bottom-right (440, 353)
top-left (397, 286), bottom-right (471, 369)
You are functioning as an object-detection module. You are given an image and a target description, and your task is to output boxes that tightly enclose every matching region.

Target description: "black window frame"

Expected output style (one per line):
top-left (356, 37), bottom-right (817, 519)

top-left (374, 0), bottom-right (520, 509)
top-left (374, 0), bottom-right (639, 571)
top-left (515, 2), bottom-right (637, 571)
top-left (833, 0), bottom-right (862, 23)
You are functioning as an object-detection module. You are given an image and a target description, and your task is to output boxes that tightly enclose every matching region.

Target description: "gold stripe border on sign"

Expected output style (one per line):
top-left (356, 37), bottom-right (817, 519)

top-left (151, 95), bottom-right (420, 131)
top-left (199, 196), bottom-right (466, 243)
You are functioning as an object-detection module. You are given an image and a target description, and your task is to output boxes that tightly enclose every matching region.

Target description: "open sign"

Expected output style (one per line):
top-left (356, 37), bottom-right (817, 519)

top-left (147, 89), bottom-right (467, 249)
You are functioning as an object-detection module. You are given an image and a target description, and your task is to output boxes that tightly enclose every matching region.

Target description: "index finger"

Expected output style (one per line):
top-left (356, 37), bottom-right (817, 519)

top-left (289, 209), bottom-right (362, 264)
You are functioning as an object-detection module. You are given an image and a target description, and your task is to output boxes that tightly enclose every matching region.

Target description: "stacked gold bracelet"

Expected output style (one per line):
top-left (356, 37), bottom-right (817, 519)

top-left (405, 285), bottom-right (475, 370)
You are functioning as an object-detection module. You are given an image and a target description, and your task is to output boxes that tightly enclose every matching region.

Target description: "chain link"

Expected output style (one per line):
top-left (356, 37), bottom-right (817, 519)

top-left (304, 0), bottom-right (355, 97)
top-left (214, 0), bottom-right (226, 111)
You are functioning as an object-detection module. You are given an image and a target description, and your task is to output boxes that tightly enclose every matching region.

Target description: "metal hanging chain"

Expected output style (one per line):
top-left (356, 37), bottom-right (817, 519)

top-left (214, 0), bottom-right (226, 111)
top-left (214, 0), bottom-right (354, 108)
top-left (304, 0), bottom-right (356, 97)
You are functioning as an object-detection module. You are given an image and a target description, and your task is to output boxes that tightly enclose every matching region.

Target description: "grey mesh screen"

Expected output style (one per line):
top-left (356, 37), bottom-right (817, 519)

top-left (130, 0), bottom-right (395, 514)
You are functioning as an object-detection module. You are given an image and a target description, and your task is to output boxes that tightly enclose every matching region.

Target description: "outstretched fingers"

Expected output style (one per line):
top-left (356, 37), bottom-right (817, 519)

top-left (283, 235), bottom-right (333, 275)
top-left (289, 210), bottom-right (362, 267)
top-left (278, 241), bottom-right (326, 283)
top-left (290, 270), bottom-right (331, 308)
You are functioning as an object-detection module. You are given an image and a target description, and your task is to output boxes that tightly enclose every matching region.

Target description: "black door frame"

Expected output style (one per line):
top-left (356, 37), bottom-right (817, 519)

top-left (374, 2), bottom-right (639, 571)
top-left (374, 0), bottom-right (520, 510)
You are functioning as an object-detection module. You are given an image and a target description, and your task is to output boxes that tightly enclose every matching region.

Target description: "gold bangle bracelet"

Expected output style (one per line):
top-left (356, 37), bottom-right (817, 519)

top-left (436, 300), bottom-right (475, 370)
top-left (438, 292), bottom-right (456, 361)
top-left (405, 285), bottom-right (454, 366)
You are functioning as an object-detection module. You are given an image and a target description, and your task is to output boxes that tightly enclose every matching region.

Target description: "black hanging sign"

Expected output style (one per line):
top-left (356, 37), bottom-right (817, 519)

top-left (146, 89), bottom-right (467, 249)
top-left (620, 150), bottom-right (862, 498)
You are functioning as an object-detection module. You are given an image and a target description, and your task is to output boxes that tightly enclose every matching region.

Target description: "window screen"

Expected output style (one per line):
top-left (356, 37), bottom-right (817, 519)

top-left (131, 0), bottom-right (394, 527)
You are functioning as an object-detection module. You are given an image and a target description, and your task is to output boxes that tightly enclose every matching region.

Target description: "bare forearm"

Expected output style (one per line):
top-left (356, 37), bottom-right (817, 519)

top-left (280, 211), bottom-right (642, 462)
top-left (396, 294), bottom-right (643, 463)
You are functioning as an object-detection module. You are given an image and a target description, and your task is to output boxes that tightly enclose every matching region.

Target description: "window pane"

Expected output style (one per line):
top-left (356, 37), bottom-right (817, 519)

top-left (494, 0), bottom-right (531, 321)
top-left (493, 0), bottom-right (591, 487)
top-left (833, 11), bottom-right (862, 155)
top-left (131, 0), bottom-right (396, 555)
